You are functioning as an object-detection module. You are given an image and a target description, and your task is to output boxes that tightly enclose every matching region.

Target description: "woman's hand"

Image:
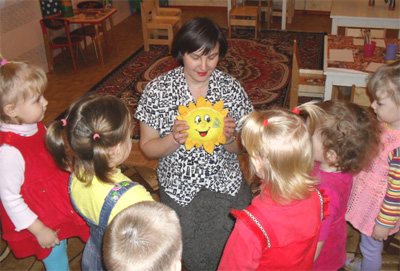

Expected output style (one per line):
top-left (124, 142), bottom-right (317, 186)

top-left (171, 119), bottom-right (189, 145)
top-left (224, 117), bottom-right (237, 144)
top-left (372, 223), bottom-right (390, 241)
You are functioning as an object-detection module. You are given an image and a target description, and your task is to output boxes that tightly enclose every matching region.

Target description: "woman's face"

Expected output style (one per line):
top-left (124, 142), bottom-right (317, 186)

top-left (182, 44), bottom-right (220, 86)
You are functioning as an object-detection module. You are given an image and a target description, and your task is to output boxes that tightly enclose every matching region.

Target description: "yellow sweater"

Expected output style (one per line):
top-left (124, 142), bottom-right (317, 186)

top-left (70, 168), bottom-right (154, 224)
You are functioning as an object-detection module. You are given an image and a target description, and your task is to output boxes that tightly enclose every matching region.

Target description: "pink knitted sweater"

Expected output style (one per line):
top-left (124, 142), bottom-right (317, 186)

top-left (346, 125), bottom-right (400, 236)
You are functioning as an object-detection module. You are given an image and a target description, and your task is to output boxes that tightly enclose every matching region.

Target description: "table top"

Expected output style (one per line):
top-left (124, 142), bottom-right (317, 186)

top-left (331, 0), bottom-right (400, 19)
top-left (63, 8), bottom-right (117, 24)
top-left (325, 35), bottom-right (399, 73)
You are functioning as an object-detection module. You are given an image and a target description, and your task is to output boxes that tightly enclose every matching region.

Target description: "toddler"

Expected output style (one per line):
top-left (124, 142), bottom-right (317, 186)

top-left (218, 104), bottom-right (327, 270)
top-left (309, 100), bottom-right (380, 270)
top-left (0, 60), bottom-right (89, 271)
top-left (346, 60), bottom-right (400, 271)
top-left (46, 94), bottom-right (154, 271)
top-left (103, 201), bottom-right (182, 271)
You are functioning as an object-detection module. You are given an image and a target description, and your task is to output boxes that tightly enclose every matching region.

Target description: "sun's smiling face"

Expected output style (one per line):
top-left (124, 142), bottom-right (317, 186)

top-left (177, 97), bottom-right (228, 154)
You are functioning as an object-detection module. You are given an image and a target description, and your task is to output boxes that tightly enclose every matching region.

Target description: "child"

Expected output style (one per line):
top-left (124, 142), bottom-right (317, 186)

top-left (218, 104), bottom-right (327, 270)
top-left (309, 100), bottom-right (380, 270)
top-left (346, 60), bottom-right (400, 271)
top-left (0, 60), bottom-right (89, 271)
top-left (103, 201), bottom-right (182, 271)
top-left (46, 94), bottom-right (154, 271)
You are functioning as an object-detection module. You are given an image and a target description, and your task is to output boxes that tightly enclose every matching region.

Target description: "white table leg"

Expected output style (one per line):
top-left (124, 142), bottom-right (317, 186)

top-left (331, 19), bottom-right (338, 35)
top-left (324, 77), bottom-right (334, 101)
top-left (281, 0), bottom-right (287, 30)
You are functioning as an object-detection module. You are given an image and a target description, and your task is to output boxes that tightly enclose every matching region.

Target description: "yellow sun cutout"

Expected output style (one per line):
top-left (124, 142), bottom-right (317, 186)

top-left (177, 97), bottom-right (228, 154)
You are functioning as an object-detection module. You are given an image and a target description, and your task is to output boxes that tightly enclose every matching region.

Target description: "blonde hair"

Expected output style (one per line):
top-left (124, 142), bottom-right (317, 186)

top-left (240, 103), bottom-right (325, 203)
top-left (0, 61), bottom-right (47, 123)
top-left (46, 95), bottom-right (132, 185)
top-left (103, 201), bottom-right (182, 271)
top-left (368, 60), bottom-right (400, 105)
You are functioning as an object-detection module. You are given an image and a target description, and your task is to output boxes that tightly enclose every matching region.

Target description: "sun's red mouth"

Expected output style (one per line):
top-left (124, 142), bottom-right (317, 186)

top-left (198, 130), bottom-right (209, 137)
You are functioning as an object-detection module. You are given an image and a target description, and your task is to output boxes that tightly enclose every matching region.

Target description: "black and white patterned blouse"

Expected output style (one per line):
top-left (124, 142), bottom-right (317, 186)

top-left (135, 67), bottom-right (253, 206)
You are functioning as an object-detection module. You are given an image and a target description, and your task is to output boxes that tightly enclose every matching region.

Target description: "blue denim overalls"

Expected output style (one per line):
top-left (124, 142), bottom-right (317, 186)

top-left (69, 179), bottom-right (138, 271)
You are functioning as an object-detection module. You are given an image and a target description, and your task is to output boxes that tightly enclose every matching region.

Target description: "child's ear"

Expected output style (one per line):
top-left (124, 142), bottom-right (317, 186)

top-left (326, 149), bottom-right (338, 164)
top-left (3, 103), bottom-right (17, 118)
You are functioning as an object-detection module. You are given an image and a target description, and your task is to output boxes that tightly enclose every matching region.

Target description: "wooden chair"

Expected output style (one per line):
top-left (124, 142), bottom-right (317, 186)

top-left (148, 0), bottom-right (182, 27)
top-left (289, 39), bottom-right (325, 109)
top-left (269, 0), bottom-right (295, 25)
top-left (345, 27), bottom-right (386, 38)
top-left (228, 0), bottom-right (262, 39)
top-left (332, 85), bottom-right (372, 107)
top-left (71, 1), bottom-right (104, 61)
top-left (40, 16), bottom-right (85, 71)
top-left (140, 0), bottom-right (181, 51)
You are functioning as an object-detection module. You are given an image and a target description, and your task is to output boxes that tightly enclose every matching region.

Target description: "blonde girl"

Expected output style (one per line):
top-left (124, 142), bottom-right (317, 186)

top-left (219, 104), bottom-right (327, 270)
top-left (0, 60), bottom-right (88, 271)
top-left (46, 94), bottom-right (154, 271)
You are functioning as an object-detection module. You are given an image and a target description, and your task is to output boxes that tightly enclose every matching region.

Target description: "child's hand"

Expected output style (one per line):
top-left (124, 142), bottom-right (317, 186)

top-left (28, 219), bottom-right (60, 248)
top-left (372, 224), bottom-right (390, 241)
top-left (224, 117), bottom-right (236, 142)
top-left (171, 119), bottom-right (189, 145)
top-left (36, 226), bottom-right (60, 248)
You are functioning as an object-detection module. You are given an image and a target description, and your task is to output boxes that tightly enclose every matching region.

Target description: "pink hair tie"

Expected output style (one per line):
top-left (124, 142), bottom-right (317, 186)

top-left (0, 58), bottom-right (8, 66)
top-left (263, 118), bottom-right (269, 126)
top-left (291, 107), bottom-right (300, 115)
top-left (60, 118), bottom-right (67, 127)
top-left (92, 133), bottom-right (101, 141)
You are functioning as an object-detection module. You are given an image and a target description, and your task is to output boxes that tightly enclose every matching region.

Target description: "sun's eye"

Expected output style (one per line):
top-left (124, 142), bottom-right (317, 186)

top-left (204, 115), bottom-right (211, 122)
top-left (195, 115), bottom-right (201, 124)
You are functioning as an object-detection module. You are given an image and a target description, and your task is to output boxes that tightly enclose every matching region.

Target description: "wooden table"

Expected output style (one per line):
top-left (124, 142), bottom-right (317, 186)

top-left (330, 0), bottom-right (400, 39)
top-left (323, 35), bottom-right (399, 100)
top-left (64, 8), bottom-right (117, 65)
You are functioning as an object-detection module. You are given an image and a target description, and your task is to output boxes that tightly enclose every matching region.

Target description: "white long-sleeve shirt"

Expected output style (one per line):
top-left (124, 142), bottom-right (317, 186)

top-left (0, 123), bottom-right (39, 231)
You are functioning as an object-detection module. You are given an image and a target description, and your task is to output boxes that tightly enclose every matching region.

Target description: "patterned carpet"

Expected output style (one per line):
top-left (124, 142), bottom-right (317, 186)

top-left (89, 29), bottom-right (325, 138)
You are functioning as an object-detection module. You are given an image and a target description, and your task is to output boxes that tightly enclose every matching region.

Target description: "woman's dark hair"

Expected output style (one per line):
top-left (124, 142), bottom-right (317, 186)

top-left (171, 17), bottom-right (228, 66)
top-left (46, 95), bottom-right (132, 185)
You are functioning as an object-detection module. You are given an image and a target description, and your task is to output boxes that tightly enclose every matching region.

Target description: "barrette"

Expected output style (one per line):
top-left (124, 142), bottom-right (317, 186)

top-left (263, 118), bottom-right (269, 126)
top-left (291, 107), bottom-right (300, 115)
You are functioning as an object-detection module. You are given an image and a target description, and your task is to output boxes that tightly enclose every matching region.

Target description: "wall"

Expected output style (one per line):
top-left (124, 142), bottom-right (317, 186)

top-left (0, 0), bottom-right (132, 72)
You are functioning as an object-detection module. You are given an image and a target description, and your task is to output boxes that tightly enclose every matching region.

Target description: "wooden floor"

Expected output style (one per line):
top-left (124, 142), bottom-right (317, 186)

top-left (1, 6), bottom-right (399, 271)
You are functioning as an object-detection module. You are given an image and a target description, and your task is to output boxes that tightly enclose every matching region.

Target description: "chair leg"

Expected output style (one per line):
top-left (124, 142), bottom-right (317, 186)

top-left (68, 44), bottom-right (77, 71)
top-left (92, 37), bottom-right (99, 61)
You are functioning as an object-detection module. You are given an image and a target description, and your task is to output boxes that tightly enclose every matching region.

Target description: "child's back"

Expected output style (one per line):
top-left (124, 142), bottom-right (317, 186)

top-left (46, 94), bottom-right (154, 271)
top-left (218, 105), bottom-right (327, 270)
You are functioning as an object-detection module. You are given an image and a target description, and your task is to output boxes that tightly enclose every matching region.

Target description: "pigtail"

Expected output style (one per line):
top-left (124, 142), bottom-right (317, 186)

top-left (46, 118), bottom-right (72, 171)
top-left (297, 101), bottom-right (327, 134)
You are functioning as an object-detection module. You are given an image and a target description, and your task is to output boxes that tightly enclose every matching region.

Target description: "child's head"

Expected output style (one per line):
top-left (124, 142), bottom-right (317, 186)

top-left (0, 61), bottom-right (48, 124)
top-left (310, 100), bottom-right (381, 173)
top-left (103, 201), bottom-right (182, 271)
top-left (239, 103), bottom-right (324, 203)
top-left (367, 60), bottom-right (400, 128)
top-left (46, 95), bottom-right (132, 184)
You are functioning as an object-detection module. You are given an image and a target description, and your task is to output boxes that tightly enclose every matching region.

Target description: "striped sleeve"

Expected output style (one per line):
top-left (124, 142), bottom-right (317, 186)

top-left (376, 147), bottom-right (400, 228)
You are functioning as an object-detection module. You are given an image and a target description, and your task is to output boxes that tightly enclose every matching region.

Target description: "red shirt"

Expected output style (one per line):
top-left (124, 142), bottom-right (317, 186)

top-left (0, 123), bottom-right (89, 260)
top-left (219, 189), bottom-right (323, 270)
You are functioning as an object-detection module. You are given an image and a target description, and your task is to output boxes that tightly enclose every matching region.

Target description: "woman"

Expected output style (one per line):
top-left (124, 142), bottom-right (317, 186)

top-left (135, 17), bottom-right (253, 271)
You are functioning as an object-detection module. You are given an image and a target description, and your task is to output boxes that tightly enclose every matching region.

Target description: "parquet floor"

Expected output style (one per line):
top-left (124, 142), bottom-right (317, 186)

top-left (1, 6), bottom-right (399, 271)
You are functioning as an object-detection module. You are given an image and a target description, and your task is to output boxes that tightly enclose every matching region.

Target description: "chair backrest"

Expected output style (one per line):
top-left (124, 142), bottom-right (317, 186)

top-left (77, 1), bottom-right (103, 9)
top-left (141, 1), bottom-right (157, 23)
top-left (40, 17), bottom-right (69, 44)
top-left (345, 27), bottom-right (386, 38)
